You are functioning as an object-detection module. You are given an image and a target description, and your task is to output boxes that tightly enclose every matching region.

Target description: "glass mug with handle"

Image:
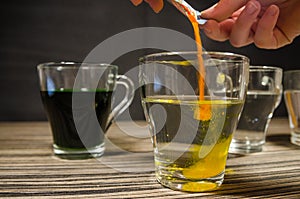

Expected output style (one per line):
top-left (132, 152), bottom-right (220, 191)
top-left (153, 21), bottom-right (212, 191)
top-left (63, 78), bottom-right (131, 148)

top-left (37, 62), bottom-right (134, 159)
top-left (139, 51), bottom-right (249, 192)
top-left (230, 66), bottom-right (283, 153)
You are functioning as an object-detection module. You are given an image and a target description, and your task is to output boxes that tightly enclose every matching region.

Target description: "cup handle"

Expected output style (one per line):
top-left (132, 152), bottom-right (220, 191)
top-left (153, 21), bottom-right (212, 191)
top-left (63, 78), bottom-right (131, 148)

top-left (105, 75), bottom-right (135, 131)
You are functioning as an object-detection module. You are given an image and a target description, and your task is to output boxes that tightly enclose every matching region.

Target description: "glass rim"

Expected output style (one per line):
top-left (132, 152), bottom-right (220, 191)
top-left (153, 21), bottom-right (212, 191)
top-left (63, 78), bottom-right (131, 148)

top-left (249, 65), bottom-right (282, 72)
top-left (37, 62), bottom-right (118, 70)
top-left (139, 51), bottom-right (250, 63)
top-left (284, 70), bottom-right (300, 75)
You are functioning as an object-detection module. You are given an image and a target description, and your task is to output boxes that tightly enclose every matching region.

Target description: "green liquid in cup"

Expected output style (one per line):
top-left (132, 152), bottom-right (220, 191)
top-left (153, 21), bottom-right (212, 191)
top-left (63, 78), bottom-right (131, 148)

top-left (41, 89), bottom-right (113, 149)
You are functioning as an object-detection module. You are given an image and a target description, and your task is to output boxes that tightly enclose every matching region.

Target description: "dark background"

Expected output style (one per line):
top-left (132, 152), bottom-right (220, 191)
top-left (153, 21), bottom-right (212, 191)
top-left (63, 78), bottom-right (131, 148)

top-left (0, 0), bottom-right (299, 121)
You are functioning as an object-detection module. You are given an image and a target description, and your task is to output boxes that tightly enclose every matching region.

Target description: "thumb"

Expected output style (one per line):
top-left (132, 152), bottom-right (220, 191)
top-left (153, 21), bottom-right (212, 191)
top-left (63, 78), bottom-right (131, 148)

top-left (201, 0), bottom-right (249, 21)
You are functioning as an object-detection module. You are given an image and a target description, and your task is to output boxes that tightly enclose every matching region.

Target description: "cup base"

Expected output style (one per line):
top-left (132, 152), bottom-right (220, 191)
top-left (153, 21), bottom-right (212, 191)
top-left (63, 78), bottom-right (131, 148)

top-left (291, 131), bottom-right (300, 146)
top-left (53, 143), bottom-right (105, 160)
top-left (229, 139), bottom-right (264, 154)
top-left (156, 170), bottom-right (224, 192)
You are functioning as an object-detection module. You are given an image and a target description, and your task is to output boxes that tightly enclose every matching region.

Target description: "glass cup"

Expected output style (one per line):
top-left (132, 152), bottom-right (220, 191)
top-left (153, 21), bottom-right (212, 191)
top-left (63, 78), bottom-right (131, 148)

top-left (284, 70), bottom-right (300, 146)
top-left (139, 52), bottom-right (249, 192)
top-left (37, 62), bottom-right (134, 159)
top-left (229, 66), bottom-right (283, 153)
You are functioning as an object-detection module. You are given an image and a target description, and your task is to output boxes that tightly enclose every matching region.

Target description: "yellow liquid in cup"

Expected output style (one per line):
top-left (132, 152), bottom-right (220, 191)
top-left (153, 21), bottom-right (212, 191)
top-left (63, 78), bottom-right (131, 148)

top-left (143, 96), bottom-right (243, 192)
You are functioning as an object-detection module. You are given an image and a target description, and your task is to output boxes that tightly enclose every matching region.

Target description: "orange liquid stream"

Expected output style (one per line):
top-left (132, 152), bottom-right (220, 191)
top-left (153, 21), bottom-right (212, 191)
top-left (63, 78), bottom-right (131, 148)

top-left (187, 14), bottom-right (211, 121)
top-left (191, 21), bottom-right (205, 101)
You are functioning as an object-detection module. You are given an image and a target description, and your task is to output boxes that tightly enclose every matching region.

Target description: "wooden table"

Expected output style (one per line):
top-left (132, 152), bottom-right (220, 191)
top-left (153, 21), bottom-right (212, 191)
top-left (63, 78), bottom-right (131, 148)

top-left (0, 119), bottom-right (300, 198)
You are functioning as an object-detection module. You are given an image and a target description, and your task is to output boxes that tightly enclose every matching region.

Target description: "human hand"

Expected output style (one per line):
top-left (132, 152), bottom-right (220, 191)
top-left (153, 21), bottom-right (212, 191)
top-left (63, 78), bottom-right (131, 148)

top-left (201, 0), bottom-right (300, 49)
top-left (130, 0), bottom-right (164, 13)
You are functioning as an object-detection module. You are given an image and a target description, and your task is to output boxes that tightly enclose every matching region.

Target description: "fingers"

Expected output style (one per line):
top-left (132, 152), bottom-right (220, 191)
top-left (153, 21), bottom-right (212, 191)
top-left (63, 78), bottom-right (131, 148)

top-left (203, 19), bottom-right (235, 42)
top-left (130, 0), bottom-right (163, 13)
top-left (201, 0), bottom-right (291, 49)
top-left (254, 5), bottom-right (280, 49)
top-left (145, 0), bottom-right (164, 13)
top-left (229, 0), bottom-right (261, 47)
top-left (130, 0), bottom-right (143, 6)
top-left (201, 0), bottom-right (248, 21)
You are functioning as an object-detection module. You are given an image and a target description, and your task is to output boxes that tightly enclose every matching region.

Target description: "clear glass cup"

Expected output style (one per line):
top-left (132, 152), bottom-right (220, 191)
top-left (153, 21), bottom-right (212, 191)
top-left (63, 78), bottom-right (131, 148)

top-left (284, 70), bottom-right (300, 146)
top-left (139, 51), bottom-right (249, 192)
top-left (230, 66), bottom-right (283, 153)
top-left (37, 62), bottom-right (134, 159)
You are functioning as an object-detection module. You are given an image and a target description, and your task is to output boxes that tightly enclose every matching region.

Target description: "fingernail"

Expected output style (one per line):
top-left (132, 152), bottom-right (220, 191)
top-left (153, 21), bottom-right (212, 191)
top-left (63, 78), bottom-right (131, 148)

top-left (267, 5), bottom-right (278, 16)
top-left (246, 1), bottom-right (258, 15)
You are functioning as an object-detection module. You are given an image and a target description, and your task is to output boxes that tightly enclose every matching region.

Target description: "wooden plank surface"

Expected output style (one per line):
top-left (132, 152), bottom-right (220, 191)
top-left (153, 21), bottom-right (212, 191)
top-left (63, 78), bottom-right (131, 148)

top-left (0, 119), bottom-right (300, 198)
